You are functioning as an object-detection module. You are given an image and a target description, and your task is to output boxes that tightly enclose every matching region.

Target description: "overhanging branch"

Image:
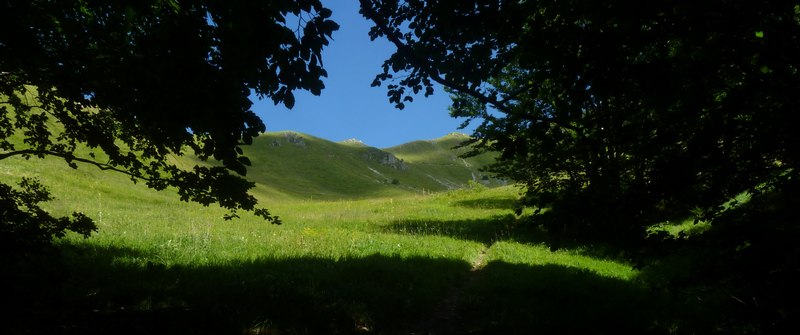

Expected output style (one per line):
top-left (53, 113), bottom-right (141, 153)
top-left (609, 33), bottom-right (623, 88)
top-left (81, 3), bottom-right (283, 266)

top-left (361, 4), bottom-right (583, 134)
top-left (0, 149), bottom-right (164, 183)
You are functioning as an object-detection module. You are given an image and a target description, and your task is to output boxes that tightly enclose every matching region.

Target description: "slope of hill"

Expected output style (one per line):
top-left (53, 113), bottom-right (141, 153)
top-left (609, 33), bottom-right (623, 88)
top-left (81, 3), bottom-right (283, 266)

top-left (384, 132), bottom-right (475, 164)
top-left (1, 127), bottom-right (501, 203)
top-left (384, 132), bottom-right (500, 189)
top-left (240, 131), bottom-right (503, 201)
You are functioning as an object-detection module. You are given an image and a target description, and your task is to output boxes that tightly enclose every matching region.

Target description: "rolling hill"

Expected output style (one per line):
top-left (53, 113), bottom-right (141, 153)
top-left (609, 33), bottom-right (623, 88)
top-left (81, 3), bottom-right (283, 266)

top-left (238, 131), bottom-right (504, 201)
top-left (1, 125), bottom-right (502, 203)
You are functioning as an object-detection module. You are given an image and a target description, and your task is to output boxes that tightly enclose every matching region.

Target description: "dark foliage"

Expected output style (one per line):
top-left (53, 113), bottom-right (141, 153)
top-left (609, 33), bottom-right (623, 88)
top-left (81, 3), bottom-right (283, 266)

top-left (361, 0), bottom-right (800, 332)
top-left (0, 178), bottom-right (94, 254)
top-left (0, 0), bottom-right (338, 251)
top-left (644, 179), bottom-right (800, 334)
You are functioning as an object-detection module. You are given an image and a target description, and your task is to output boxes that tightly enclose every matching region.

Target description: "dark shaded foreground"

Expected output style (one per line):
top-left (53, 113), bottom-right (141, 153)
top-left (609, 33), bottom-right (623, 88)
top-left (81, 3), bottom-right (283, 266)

top-left (2, 241), bottom-right (713, 335)
top-left (453, 262), bottom-right (716, 335)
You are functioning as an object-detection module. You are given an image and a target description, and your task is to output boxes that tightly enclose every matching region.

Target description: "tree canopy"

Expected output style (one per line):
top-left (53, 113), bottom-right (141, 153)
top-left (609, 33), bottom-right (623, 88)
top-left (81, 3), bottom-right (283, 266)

top-left (361, 0), bottom-right (800, 332)
top-left (0, 0), bottom-right (338, 252)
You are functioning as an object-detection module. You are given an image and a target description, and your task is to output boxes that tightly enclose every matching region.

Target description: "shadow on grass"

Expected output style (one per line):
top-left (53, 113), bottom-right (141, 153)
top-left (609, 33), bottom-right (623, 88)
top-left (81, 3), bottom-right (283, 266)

top-left (3, 243), bottom-right (709, 335)
top-left (383, 214), bottom-right (550, 246)
top-left (383, 215), bottom-right (514, 245)
top-left (450, 197), bottom-right (517, 210)
top-left (4, 244), bottom-right (471, 335)
top-left (457, 261), bottom-right (714, 335)
top-left (384, 214), bottom-right (640, 264)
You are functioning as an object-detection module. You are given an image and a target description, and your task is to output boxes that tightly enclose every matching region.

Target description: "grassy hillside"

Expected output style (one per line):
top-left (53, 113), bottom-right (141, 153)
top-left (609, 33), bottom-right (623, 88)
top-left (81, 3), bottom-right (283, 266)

top-left (237, 131), bottom-right (504, 201)
top-left (1, 130), bottom-right (715, 334)
top-left (385, 132), bottom-right (501, 189)
top-left (1, 96), bottom-right (499, 201)
top-left (384, 132), bottom-right (475, 164)
top-left (2, 149), bottom-right (710, 334)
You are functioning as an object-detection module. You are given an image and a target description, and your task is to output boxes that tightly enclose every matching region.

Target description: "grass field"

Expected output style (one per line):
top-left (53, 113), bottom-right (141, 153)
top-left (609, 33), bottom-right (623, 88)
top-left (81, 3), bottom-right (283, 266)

top-left (1, 150), bottom-right (713, 334)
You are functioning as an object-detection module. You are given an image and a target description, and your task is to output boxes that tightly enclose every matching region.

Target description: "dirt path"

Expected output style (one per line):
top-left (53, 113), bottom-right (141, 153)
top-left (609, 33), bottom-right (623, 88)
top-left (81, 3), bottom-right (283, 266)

top-left (409, 247), bottom-right (489, 335)
top-left (409, 218), bottom-right (519, 334)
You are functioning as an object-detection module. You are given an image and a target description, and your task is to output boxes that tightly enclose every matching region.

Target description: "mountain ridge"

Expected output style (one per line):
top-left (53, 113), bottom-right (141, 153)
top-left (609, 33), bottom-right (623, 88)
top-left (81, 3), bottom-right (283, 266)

top-left (1, 128), bottom-right (502, 203)
top-left (241, 131), bottom-right (502, 201)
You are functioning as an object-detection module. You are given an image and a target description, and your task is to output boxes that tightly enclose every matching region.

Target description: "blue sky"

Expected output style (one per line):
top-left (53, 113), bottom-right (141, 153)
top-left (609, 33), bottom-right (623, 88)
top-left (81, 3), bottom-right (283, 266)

top-left (250, 1), bottom-right (476, 149)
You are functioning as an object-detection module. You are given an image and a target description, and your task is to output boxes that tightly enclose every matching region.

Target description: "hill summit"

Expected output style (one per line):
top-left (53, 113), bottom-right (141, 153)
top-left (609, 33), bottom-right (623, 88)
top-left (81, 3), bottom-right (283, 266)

top-left (339, 138), bottom-right (366, 146)
top-left (242, 131), bottom-right (502, 200)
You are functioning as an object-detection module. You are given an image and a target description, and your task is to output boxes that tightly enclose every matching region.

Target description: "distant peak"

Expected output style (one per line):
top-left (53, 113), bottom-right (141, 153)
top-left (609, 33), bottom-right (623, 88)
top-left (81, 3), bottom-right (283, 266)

top-left (340, 138), bottom-right (367, 146)
top-left (444, 132), bottom-right (470, 138)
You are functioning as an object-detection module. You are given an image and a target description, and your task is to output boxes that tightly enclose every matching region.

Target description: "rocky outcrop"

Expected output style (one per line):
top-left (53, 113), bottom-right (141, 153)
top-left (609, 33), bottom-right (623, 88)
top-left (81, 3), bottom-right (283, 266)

top-left (264, 132), bottom-right (309, 148)
top-left (363, 150), bottom-right (408, 170)
top-left (267, 132), bottom-right (308, 148)
top-left (342, 138), bottom-right (365, 146)
top-left (283, 132), bottom-right (307, 147)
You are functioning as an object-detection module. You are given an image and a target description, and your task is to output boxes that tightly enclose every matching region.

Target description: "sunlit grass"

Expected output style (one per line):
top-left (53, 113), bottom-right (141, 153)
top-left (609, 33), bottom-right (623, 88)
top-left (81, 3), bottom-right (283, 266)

top-left (648, 191), bottom-right (751, 238)
top-left (485, 241), bottom-right (637, 280)
top-left (1, 153), bottom-right (697, 334)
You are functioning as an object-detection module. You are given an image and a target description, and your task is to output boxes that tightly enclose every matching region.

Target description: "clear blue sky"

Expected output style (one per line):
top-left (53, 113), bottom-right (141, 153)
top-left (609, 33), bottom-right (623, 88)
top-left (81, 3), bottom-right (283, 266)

top-left (250, 1), bottom-right (476, 149)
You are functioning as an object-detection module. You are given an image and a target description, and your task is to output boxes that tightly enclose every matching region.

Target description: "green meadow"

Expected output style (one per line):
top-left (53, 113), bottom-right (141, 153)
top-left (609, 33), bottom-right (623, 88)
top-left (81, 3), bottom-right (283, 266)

top-left (1, 136), bottom-right (710, 335)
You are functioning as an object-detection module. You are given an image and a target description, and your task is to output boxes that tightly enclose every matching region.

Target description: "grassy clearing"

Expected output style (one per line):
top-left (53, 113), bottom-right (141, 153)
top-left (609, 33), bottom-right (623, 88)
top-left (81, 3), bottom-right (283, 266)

top-left (2, 154), bottom-right (705, 334)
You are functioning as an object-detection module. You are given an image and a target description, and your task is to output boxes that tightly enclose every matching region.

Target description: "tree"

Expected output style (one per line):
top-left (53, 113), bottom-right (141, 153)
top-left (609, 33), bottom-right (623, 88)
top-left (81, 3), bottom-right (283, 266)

top-left (361, 0), bottom-right (800, 332)
top-left (0, 0), bottom-right (338, 253)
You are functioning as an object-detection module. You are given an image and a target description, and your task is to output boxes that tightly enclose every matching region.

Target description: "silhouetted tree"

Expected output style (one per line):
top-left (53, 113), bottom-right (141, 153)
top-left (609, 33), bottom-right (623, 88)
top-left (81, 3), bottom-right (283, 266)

top-left (361, 0), bottom-right (800, 332)
top-left (0, 0), bottom-right (338, 253)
